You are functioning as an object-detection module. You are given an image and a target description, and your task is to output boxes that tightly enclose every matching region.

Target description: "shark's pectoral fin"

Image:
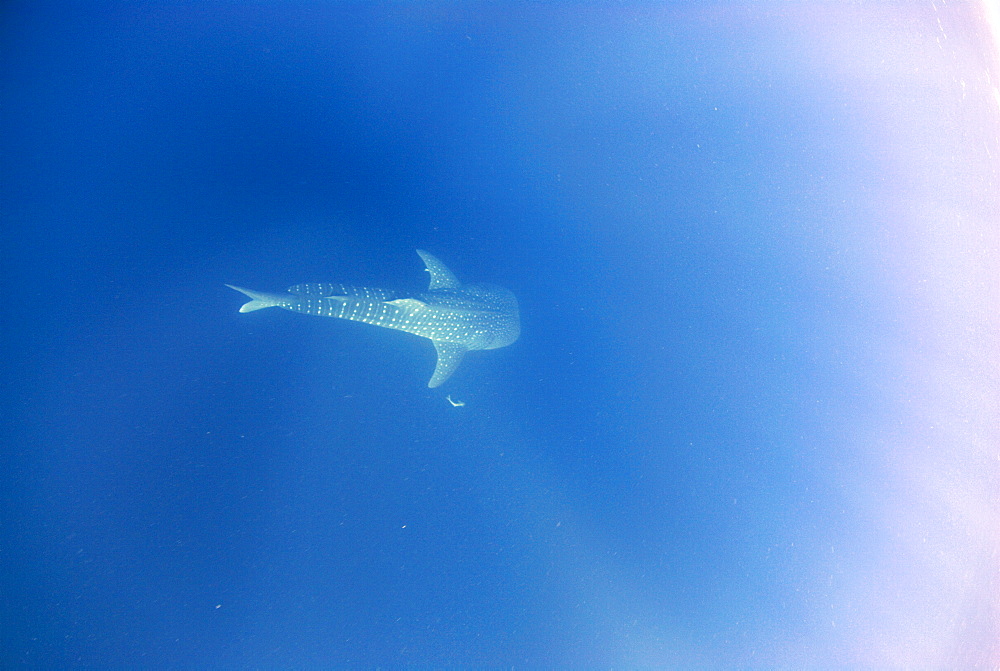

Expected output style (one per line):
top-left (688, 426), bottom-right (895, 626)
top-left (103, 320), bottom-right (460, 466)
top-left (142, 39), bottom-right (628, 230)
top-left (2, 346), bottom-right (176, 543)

top-left (428, 341), bottom-right (468, 388)
top-left (416, 250), bottom-right (461, 290)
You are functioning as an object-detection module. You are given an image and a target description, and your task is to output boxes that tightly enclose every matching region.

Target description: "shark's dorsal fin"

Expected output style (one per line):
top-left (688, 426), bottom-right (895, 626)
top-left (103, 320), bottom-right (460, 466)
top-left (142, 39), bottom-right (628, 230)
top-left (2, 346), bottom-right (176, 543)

top-left (429, 341), bottom-right (468, 388)
top-left (416, 249), bottom-right (461, 290)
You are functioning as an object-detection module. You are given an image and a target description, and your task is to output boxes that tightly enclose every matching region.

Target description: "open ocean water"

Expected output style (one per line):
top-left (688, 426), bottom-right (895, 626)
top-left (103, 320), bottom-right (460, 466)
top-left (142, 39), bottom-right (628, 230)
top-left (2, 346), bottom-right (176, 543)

top-left (3, 3), bottom-right (999, 667)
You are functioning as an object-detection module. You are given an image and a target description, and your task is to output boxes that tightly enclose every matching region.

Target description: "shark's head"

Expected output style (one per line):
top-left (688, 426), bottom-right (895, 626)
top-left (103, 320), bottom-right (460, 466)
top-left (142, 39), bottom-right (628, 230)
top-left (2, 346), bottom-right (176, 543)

top-left (464, 284), bottom-right (520, 350)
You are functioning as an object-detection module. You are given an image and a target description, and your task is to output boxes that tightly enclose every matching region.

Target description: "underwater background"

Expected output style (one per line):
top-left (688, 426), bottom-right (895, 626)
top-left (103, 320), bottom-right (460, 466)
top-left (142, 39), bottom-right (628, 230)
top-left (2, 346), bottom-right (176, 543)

top-left (3, 2), bottom-right (998, 667)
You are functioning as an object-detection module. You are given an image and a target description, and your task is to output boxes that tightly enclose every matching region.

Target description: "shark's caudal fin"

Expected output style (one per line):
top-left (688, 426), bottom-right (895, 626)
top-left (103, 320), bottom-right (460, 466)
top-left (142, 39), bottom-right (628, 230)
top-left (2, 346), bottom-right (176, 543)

top-left (225, 284), bottom-right (286, 313)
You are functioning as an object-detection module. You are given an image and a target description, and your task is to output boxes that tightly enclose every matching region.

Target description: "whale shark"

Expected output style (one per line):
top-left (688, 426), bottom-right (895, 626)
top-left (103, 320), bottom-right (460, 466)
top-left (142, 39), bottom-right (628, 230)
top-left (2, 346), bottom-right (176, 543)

top-left (227, 250), bottom-right (519, 387)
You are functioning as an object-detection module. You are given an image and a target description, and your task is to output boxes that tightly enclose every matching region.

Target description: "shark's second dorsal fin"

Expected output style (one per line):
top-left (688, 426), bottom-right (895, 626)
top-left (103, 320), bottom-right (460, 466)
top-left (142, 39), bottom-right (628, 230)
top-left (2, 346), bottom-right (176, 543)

top-left (416, 250), bottom-right (461, 291)
top-left (429, 341), bottom-right (468, 388)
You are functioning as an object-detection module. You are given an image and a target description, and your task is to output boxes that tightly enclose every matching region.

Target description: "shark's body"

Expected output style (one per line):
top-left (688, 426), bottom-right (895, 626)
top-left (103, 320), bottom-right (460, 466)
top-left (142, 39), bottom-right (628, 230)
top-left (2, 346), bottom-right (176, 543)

top-left (227, 250), bottom-right (519, 387)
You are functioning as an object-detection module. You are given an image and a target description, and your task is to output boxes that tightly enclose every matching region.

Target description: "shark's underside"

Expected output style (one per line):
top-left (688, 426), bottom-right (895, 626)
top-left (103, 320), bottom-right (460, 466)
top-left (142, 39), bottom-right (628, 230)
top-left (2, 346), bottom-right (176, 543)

top-left (227, 250), bottom-right (519, 387)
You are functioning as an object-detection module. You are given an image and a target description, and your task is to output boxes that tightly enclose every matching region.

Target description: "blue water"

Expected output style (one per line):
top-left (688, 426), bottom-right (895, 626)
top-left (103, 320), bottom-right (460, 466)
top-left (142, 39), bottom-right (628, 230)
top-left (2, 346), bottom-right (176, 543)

top-left (4, 3), bottom-right (998, 667)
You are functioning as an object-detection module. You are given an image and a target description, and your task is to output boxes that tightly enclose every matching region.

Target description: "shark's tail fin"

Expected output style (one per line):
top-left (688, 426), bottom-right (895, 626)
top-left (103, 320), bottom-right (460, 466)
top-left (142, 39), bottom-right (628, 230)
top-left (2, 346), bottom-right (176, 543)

top-left (226, 284), bottom-right (285, 313)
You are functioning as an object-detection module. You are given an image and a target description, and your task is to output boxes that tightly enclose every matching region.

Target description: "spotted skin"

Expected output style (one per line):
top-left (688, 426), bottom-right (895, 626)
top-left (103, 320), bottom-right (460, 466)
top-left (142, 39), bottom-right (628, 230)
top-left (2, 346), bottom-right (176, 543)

top-left (227, 250), bottom-right (519, 387)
